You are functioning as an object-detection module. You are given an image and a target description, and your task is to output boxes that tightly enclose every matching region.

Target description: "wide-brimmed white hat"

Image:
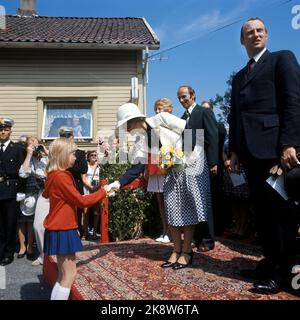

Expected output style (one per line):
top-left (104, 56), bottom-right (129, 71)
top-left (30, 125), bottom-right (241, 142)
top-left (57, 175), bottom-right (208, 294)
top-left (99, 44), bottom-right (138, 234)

top-left (116, 103), bottom-right (146, 128)
top-left (20, 196), bottom-right (37, 216)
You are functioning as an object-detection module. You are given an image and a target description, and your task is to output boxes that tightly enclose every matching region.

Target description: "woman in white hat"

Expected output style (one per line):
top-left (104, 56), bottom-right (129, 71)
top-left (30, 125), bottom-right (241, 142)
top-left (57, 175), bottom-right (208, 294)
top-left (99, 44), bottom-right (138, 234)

top-left (110, 102), bottom-right (213, 269)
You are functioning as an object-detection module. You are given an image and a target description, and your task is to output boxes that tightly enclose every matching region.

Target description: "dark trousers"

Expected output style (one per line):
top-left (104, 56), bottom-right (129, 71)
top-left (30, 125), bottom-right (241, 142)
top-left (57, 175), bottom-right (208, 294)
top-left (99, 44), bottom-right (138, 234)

top-left (240, 147), bottom-right (298, 281)
top-left (194, 222), bottom-right (214, 246)
top-left (210, 167), bottom-right (226, 235)
top-left (194, 168), bottom-right (227, 245)
top-left (0, 198), bottom-right (18, 259)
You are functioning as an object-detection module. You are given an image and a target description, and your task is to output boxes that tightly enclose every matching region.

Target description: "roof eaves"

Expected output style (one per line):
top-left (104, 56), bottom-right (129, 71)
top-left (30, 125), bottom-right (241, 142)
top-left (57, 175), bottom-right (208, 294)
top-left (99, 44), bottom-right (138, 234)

top-left (141, 17), bottom-right (160, 46)
top-left (0, 41), bottom-right (160, 50)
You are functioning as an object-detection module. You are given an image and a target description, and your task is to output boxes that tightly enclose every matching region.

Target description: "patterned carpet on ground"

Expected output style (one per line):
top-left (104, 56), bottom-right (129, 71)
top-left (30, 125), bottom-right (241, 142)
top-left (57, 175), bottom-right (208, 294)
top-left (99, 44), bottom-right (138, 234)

top-left (69, 238), bottom-right (299, 300)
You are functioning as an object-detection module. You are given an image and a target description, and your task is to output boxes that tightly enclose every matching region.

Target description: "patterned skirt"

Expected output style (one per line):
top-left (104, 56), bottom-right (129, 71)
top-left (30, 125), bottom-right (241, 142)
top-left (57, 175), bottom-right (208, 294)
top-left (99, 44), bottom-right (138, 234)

top-left (163, 155), bottom-right (211, 227)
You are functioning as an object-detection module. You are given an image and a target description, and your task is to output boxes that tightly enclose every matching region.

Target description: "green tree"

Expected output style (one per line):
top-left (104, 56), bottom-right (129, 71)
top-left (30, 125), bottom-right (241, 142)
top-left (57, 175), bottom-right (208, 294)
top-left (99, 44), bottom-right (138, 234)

top-left (210, 72), bottom-right (235, 125)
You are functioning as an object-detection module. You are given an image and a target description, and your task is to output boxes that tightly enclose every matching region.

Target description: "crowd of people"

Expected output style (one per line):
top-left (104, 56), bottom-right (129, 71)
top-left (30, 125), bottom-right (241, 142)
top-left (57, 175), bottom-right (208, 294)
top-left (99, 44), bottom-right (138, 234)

top-left (0, 17), bottom-right (300, 300)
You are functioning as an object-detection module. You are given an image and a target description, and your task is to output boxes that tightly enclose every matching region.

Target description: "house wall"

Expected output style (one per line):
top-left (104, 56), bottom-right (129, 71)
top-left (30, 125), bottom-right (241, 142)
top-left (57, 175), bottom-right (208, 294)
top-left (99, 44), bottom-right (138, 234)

top-left (0, 48), bottom-right (146, 147)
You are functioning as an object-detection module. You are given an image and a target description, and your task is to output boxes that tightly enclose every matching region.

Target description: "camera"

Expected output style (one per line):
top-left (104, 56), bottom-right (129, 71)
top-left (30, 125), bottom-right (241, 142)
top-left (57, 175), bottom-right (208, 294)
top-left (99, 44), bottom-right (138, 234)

top-left (33, 144), bottom-right (44, 154)
top-left (91, 180), bottom-right (99, 188)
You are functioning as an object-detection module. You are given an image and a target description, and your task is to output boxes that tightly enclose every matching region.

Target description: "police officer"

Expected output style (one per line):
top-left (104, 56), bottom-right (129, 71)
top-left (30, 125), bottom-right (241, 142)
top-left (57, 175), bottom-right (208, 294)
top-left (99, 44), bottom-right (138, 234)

top-left (0, 117), bottom-right (26, 266)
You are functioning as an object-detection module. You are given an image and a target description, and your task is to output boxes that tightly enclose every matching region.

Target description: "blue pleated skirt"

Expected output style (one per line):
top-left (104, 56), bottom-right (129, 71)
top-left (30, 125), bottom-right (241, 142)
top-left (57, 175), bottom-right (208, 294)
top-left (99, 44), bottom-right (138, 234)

top-left (44, 229), bottom-right (83, 256)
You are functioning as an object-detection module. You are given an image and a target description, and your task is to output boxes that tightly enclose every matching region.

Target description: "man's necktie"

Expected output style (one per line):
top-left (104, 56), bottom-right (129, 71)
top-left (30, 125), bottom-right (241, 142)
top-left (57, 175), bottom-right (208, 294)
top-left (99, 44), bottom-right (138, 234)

top-left (182, 110), bottom-right (190, 121)
top-left (247, 58), bottom-right (256, 74)
top-left (0, 143), bottom-right (4, 156)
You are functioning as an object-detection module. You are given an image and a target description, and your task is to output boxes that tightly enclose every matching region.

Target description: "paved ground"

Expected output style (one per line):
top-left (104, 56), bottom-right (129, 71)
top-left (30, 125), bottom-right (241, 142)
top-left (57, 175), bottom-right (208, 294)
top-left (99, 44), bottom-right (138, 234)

top-left (0, 240), bottom-right (96, 300)
top-left (0, 249), bottom-right (51, 300)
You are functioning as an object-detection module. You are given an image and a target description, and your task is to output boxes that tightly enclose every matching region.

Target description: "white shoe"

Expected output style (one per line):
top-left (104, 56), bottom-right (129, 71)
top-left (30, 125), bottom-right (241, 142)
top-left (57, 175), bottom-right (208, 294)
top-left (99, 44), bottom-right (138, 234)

top-left (161, 235), bottom-right (170, 243)
top-left (155, 235), bottom-right (164, 242)
top-left (32, 256), bottom-right (43, 266)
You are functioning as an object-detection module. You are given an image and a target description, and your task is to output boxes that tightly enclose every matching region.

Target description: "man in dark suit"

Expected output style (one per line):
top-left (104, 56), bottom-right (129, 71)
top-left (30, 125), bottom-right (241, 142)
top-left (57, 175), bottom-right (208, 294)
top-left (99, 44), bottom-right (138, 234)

top-left (202, 101), bottom-right (228, 236)
top-left (177, 86), bottom-right (219, 252)
top-left (0, 117), bottom-right (26, 266)
top-left (229, 17), bottom-right (300, 294)
top-left (59, 127), bottom-right (88, 236)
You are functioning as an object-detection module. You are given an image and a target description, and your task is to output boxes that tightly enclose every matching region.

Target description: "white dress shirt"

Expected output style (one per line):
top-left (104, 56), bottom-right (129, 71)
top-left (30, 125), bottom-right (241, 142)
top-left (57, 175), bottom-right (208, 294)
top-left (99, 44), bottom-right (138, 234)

top-left (0, 140), bottom-right (11, 152)
top-left (252, 47), bottom-right (267, 63)
top-left (187, 102), bottom-right (197, 115)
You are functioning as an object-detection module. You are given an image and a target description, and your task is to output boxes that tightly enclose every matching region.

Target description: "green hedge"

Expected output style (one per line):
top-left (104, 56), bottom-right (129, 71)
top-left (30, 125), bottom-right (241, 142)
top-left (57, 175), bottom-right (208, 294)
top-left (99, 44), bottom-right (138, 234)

top-left (100, 162), bottom-right (155, 241)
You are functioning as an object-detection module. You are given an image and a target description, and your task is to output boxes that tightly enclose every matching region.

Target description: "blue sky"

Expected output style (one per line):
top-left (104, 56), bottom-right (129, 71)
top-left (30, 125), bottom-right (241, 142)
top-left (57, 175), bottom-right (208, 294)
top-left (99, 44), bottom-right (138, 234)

top-left (1, 0), bottom-right (300, 118)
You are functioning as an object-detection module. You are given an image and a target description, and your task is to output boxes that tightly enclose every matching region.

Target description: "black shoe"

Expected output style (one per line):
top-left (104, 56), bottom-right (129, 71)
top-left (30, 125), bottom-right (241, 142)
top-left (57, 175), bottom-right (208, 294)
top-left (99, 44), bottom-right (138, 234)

top-left (239, 268), bottom-right (269, 281)
top-left (160, 252), bottom-right (180, 268)
top-left (0, 257), bottom-right (14, 266)
top-left (196, 242), bottom-right (215, 252)
top-left (228, 233), bottom-right (248, 240)
top-left (161, 261), bottom-right (177, 268)
top-left (253, 279), bottom-right (281, 294)
top-left (17, 251), bottom-right (27, 259)
top-left (172, 251), bottom-right (194, 270)
top-left (26, 252), bottom-right (35, 261)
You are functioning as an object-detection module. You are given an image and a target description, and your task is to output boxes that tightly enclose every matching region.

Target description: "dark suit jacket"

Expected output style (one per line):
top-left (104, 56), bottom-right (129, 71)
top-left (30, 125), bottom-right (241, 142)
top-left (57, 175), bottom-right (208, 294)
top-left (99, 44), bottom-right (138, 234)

top-left (183, 104), bottom-right (219, 166)
top-left (217, 122), bottom-right (227, 163)
top-left (68, 149), bottom-right (88, 194)
top-left (229, 50), bottom-right (300, 159)
top-left (0, 141), bottom-right (26, 200)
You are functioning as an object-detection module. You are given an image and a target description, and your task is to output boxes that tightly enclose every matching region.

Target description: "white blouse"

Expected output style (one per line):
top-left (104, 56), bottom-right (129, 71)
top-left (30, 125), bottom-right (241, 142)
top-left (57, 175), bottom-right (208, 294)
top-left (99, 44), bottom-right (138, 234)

top-left (19, 157), bottom-right (48, 179)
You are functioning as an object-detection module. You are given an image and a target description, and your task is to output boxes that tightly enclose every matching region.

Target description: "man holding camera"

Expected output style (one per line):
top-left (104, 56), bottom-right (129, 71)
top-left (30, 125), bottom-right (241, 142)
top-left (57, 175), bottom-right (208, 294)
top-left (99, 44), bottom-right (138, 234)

top-left (0, 117), bottom-right (26, 266)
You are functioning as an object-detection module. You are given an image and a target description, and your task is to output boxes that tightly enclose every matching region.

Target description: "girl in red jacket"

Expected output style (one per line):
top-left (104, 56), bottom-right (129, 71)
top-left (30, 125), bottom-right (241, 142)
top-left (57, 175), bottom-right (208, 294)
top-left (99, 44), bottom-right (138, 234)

top-left (43, 138), bottom-right (108, 300)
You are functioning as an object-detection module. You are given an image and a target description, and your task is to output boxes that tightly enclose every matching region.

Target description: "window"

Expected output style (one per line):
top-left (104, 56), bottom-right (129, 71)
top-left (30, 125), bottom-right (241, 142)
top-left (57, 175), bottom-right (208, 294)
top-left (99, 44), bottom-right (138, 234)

top-left (42, 102), bottom-right (93, 140)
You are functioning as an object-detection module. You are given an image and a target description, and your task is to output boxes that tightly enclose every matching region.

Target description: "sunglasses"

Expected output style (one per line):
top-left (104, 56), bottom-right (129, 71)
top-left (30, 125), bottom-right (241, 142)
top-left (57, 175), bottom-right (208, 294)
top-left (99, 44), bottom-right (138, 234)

top-left (89, 154), bottom-right (97, 157)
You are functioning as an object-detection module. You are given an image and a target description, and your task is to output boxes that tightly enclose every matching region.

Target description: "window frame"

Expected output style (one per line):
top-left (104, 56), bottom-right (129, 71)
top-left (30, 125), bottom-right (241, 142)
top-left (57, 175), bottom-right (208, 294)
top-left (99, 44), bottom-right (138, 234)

top-left (41, 100), bottom-right (94, 141)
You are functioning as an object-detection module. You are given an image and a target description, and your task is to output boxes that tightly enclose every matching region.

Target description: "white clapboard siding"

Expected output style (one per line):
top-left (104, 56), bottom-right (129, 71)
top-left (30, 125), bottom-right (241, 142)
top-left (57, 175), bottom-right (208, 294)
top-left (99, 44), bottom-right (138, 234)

top-left (0, 48), bottom-right (146, 148)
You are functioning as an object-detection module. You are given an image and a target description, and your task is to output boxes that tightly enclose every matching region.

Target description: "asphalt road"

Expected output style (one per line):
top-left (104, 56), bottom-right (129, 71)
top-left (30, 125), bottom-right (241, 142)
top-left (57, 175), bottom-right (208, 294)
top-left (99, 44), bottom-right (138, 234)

top-left (0, 251), bottom-right (51, 300)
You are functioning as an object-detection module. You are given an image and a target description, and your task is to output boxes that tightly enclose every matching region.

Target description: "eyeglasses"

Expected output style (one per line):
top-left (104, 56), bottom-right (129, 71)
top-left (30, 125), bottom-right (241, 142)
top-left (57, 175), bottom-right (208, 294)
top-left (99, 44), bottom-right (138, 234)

top-left (90, 154), bottom-right (97, 157)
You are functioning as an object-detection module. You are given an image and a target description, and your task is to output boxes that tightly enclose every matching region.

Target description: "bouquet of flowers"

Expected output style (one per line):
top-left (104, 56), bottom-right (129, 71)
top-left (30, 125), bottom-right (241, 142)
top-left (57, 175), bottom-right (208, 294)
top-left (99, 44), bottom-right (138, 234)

top-left (159, 144), bottom-right (185, 173)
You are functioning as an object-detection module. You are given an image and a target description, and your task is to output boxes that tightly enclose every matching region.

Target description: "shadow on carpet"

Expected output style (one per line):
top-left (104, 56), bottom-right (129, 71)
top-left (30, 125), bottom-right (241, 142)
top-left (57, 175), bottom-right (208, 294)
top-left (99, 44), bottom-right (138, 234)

top-left (73, 238), bottom-right (299, 300)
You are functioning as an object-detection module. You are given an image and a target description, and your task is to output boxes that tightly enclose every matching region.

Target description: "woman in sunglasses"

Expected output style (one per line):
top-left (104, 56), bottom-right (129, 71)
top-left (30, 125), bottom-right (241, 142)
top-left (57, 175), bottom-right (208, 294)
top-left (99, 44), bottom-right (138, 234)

top-left (82, 150), bottom-right (100, 240)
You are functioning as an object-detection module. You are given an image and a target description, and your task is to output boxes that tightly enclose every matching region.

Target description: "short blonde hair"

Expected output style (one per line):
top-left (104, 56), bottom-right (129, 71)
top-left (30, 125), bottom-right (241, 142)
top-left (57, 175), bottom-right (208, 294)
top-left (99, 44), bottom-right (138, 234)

top-left (154, 98), bottom-right (173, 113)
top-left (46, 138), bottom-right (77, 173)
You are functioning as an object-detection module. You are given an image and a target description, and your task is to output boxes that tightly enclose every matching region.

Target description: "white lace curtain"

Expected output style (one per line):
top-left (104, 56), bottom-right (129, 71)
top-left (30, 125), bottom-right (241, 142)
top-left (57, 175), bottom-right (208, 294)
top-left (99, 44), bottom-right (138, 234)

top-left (43, 103), bottom-right (92, 139)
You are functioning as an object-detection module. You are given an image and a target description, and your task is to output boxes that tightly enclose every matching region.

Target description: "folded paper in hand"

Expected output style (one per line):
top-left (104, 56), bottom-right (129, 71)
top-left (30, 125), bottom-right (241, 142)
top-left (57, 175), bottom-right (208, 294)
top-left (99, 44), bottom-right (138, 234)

top-left (229, 173), bottom-right (246, 187)
top-left (266, 175), bottom-right (288, 201)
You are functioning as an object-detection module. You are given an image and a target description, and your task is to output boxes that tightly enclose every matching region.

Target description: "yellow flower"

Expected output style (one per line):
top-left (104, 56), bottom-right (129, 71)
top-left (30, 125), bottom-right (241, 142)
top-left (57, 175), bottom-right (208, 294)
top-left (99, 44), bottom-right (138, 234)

top-left (175, 148), bottom-right (184, 158)
top-left (166, 161), bottom-right (173, 168)
top-left (160, 146), bottom-right (166, 153)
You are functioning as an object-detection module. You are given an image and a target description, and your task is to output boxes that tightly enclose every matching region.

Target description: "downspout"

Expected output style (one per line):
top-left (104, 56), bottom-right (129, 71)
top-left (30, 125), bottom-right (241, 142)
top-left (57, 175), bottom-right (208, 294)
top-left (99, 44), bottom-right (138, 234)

top-left (143, 46), bottom-right (149, 114)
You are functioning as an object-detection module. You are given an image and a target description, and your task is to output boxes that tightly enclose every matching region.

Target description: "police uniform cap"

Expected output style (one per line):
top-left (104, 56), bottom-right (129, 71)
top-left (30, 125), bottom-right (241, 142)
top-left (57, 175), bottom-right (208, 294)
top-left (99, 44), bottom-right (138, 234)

top-left (0, 117), bottom-right (14, 128)
top-left (59, 126), bottom-right (74, 138)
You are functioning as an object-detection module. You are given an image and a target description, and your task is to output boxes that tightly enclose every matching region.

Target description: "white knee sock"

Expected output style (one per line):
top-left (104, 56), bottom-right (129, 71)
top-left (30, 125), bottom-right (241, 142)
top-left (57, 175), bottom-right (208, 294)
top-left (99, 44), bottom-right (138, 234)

top-left (50, 282), bottom-right (60, 300)
top-left (53, 285), bottom-right (71, 300)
